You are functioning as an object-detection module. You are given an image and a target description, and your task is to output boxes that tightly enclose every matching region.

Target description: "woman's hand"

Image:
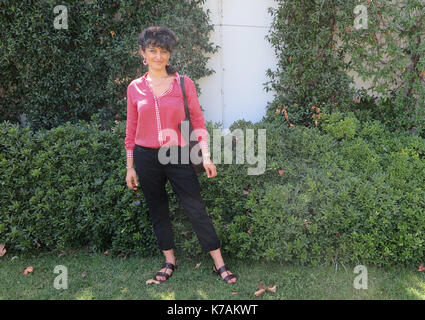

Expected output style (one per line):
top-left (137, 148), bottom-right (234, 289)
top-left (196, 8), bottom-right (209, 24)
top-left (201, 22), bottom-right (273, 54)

top-left (203, 157), bottom-right (217, 178)
top-left (126, 168), bottom-right (139, 190)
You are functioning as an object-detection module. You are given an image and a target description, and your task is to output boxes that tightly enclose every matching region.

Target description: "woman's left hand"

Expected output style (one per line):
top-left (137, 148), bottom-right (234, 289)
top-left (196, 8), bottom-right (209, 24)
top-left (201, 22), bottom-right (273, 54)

top-left (203, 157), bottom-right (217, 178)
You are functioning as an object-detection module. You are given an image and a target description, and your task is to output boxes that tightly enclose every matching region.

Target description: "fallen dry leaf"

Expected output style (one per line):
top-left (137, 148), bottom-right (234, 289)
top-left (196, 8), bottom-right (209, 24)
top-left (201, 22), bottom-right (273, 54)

top-left (24, 266), bottom-right (34, 275)
top-left (104, 250), bottom-right (109, 256)
top-left (146, 279), bottom-right (161, 285)
top-left (0, 244), bottom-right (6, 257)
top-left (255, 284), bottom-right (277, 297)
top-left (195, 262), bottom-right (201, 269)
top-left (266, 285), bottom-right (277, 293)
top-left (82, 273), bottom-right (87, 278)
top-left (254, 288), bottom-right (266, 297)
top-left (282, 108), bottom-right (289, 121)
top-left (278, 169), bottom-right (285, 175)
top-left (243, 189), bottom-right (251, 195)
top-left (232, 292), bottom-right (238, 295)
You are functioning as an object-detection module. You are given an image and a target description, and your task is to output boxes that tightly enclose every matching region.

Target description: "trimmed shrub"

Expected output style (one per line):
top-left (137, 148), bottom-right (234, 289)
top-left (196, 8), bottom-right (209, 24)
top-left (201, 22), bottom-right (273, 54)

top-left (215, 111), bottom-right (425, 266)
top-left (1, 110), bottom-right (425, 265)
top-left (0, 119), bottom-right (159, 255)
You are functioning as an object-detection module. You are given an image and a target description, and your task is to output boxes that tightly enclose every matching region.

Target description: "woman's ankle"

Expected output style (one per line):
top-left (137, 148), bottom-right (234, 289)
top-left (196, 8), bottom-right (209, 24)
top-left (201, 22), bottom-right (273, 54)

top-left (162, 249), bottom-right (176, 265)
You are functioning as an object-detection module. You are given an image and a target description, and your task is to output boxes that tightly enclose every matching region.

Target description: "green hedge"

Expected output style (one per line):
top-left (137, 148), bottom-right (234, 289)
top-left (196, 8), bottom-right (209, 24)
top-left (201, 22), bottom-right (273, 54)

top-left (0, 0), bottom-right (217, 131)
top-left (225, 113), bottom-right (425, 266)
top-left (1, 111), bottom-right (425, 266)
top-left (0, 117), bottom-right (158, 255)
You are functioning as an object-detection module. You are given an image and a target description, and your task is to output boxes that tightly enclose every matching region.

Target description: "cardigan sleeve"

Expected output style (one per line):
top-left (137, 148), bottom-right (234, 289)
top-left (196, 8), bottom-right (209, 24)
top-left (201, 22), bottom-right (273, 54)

top-left (124, 83), bottom-right (138, 158)
top-left (184, 76), bottom-right (209, 150)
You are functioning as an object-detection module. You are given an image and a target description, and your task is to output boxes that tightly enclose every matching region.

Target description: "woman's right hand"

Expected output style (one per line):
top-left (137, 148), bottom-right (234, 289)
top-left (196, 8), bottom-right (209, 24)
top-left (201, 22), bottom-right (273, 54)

top-left (126, 168), bottom-right (139, 191)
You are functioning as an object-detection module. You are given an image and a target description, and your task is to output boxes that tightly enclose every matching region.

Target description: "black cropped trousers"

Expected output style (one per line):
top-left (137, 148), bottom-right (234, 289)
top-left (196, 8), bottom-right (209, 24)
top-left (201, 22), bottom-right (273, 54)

top-left (133, 144), bottom-right (220, 253)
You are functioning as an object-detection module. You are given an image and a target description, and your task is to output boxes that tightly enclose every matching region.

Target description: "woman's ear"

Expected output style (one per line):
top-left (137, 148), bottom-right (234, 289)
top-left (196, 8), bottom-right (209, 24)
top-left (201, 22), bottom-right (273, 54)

top-left (139, 49), bottom-right (145, 59)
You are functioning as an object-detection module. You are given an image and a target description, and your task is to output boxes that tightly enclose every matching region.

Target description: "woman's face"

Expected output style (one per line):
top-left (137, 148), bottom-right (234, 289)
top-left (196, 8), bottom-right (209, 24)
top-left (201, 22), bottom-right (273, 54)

top-left (141, 44), bottom-right (171, 72)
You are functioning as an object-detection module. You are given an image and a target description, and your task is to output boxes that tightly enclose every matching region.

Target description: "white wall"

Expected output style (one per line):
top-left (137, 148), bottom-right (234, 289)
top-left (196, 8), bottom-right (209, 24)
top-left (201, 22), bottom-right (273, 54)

top-left (198, 0), bottom-right (279, 129)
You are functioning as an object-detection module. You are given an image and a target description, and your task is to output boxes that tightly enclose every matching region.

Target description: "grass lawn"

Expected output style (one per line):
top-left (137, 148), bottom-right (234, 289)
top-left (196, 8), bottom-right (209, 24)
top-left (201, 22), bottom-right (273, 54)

top-left (0, 248), bottom-right (424, 300)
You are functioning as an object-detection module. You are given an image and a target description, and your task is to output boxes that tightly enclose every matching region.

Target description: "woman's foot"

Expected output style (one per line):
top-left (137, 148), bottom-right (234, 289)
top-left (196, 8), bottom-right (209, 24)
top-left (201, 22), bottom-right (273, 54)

top-left (213, 264), bottom-right (237, 284)
top-left (155, 261), bottom-right (176, 282)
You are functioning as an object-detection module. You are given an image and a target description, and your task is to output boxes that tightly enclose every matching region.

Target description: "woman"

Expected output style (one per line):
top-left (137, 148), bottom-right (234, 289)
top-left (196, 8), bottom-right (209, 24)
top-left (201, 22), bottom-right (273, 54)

top-left (125, 26), bottom-right (237, 284)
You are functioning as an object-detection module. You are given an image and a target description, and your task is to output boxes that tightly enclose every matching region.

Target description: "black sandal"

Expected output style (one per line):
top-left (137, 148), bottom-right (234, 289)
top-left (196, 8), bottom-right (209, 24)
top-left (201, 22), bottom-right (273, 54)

top-left (155, 262), bottom-right (176, 283)
top-left (213, 264), bottom-right (237, 284)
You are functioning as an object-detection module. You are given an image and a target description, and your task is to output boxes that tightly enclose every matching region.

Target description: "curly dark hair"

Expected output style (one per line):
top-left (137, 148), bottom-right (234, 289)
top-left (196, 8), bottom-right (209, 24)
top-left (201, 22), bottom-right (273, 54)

top-left (138, 26), bottom-right (178, 75)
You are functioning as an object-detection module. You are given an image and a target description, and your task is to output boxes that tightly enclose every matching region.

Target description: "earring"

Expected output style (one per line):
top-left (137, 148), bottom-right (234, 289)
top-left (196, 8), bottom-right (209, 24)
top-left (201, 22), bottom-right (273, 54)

top-left (167, 61), bottom-right (170, 66)
top-left (143, 58), bottom-right (147, 65)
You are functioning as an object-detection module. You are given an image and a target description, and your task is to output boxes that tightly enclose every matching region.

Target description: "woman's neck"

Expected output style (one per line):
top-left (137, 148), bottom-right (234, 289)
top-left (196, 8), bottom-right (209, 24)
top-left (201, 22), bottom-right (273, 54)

top-left (147, 69), bottom-right (169, 79)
